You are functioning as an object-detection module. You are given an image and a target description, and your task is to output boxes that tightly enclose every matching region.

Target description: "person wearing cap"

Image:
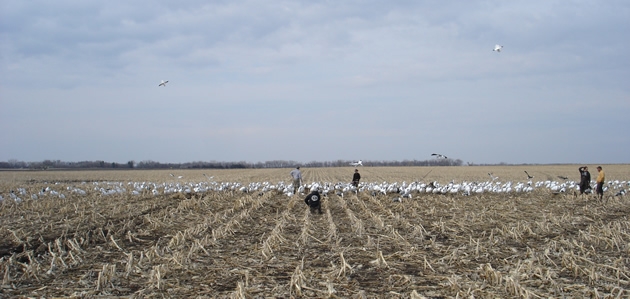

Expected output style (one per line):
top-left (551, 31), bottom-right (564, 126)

top-left (351, 169), bottom-right (361, 187)
top-left (304, 188), bottom-right (322, 214)
top-left (289, 166), bottom-right (302, 195)
top-left (595, 166), bottom-right (605, 199)
top-left (578, 166), bottom-right (591, 194)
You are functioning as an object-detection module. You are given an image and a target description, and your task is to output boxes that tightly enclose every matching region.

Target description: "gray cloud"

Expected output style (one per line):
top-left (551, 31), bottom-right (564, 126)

top-left (1, 0), bottom-right (628, 164)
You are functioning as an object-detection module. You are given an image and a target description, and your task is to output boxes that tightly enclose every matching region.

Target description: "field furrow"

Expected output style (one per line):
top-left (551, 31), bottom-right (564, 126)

top-left (1, 166), bottom-right (629, 298)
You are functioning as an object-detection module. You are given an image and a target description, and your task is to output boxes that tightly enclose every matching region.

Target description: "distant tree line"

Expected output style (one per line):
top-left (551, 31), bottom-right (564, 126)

top-left (0, 159), bottom-right (135, 170)
top-left (0, 158), bottom-right (464, 170)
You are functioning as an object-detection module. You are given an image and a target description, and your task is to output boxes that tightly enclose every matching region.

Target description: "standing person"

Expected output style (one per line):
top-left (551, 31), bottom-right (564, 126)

top-left (595, 166), bottom-right (605, 200)
top-left (304, 188), bottom-right (322, 214)
top-left (578, 166), bottom-right (591, 194)
top-left (289, 166), bottom-right (302, 195)
top-left (352, 169), bottom-right (361, 187)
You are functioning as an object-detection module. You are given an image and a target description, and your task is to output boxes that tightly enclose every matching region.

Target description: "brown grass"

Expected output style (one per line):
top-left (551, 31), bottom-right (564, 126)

top-left (0, 165), bottom-right (629, 298)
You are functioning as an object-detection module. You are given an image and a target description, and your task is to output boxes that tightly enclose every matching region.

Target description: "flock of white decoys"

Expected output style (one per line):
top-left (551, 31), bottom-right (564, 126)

top-left (1, 172), bottom-right (627, 204)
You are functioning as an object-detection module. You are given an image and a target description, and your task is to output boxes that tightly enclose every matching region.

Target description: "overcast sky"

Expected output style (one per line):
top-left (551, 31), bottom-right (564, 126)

top-left (1, 1), bottom-right (629, 165)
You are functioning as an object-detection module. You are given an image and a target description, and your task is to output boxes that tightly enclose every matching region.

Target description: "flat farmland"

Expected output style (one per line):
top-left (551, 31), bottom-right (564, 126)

top-left (1, 165), bottom-right (629, 298)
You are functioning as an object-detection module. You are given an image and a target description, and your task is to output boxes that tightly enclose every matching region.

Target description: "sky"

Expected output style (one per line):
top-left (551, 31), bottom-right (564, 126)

top-left (1, 0), bottom-right (629, 165)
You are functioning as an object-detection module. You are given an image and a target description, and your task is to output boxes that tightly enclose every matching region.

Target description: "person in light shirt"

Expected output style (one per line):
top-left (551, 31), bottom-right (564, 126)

top-left (289, 166), bottom-right (302, 195)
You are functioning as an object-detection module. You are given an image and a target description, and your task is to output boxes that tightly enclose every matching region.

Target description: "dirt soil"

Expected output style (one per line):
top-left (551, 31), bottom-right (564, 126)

top-left (1, 167), bottom-right (629, 298)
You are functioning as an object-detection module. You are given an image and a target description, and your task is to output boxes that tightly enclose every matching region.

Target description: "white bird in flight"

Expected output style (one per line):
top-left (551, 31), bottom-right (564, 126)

top-left (349, 160), bottom-right (363, 167)
top-left (488, 173), bottom-right (499, 181)
top-left (158, 80), bottom-right (169, 87)
top-left (431, 153), bottom-right (447, 159)
top-left (493, 45), bottom-right (503, 52)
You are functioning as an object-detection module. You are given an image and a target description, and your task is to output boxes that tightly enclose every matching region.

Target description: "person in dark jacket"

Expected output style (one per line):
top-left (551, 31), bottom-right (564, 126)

top-left (304, 189), bottom-right (322, 214)
top-left (352, 169), bottom-right (361, 187)
top-left (579, 166), bottom-right (591, 194)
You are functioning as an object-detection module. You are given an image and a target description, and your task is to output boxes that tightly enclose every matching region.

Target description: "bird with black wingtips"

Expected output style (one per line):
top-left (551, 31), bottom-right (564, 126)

top-left (558, 176), bottom-right (569, 181)
top-left (158, 80), bottom-right (169, 87)
top-left (524, 171), bottom-right (534, 179)
top-left (493, 44), bottom-right (503, 52)
top-left (488, 173), bottom-right (498, 181)
top-left (349, 160), bottom-right (363, 167)
top-left (431, 153), bottom-right (447, 159)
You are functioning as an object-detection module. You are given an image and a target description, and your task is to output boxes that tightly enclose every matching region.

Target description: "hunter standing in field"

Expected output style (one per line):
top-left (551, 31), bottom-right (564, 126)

top-left (579, 166), bottom-right (591, 194)
top-left (352, 169), bottom-right (361, 187)
top-left (290, 166), bottom-right (302, 195)
top-left (596, 166), bottom-right (605, 200)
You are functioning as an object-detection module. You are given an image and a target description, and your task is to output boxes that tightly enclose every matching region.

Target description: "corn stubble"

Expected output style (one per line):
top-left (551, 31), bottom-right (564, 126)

top-left (0, 166), bottom-right (629, 298)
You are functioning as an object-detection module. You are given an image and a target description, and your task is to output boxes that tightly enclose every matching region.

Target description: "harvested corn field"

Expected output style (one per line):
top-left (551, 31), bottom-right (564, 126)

top-left (1, 165), bottom-right (629, 298)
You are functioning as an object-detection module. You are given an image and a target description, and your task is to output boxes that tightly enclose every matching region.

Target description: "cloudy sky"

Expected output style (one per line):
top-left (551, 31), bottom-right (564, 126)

top-left (1, 0), bottom-right (629, 165)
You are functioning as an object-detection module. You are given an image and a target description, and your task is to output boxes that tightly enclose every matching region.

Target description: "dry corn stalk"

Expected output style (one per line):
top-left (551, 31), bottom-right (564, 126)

top-left (148, 264), bottom-right (165, 290)
top-left (230, 281), bottom-right (247, 299)
top-left (123, 252), bottom-right (134, 278)
top-left (479, 263), bottom-right (502, 285)
top-left (326, 209), bottom-right (338, 242)
top-left (290, 259), bottom-right (306, 297)
top-left (370, 250), bottom-right (388, 268)
top-left (109, 235), bottom-right (124, 251)
top-left (410, 290), bottom-right (427, 299)
top-left (2, 256), bottom-right (13, 285)
top-left (96, 264), bottom-right (116, 291)
top-left (423, 256), bottom-right (435, 272)
top-left (337, 252), bottom-right (353, 278)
